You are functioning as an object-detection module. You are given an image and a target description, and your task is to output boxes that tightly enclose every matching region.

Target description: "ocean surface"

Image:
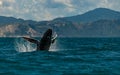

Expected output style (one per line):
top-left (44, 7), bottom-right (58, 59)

top-left (0, 38), bottom-right (120, 75)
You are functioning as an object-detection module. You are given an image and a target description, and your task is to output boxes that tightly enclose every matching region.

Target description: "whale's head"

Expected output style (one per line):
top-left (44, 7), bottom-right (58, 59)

top-left (43, 29), bottom-right (52, 39)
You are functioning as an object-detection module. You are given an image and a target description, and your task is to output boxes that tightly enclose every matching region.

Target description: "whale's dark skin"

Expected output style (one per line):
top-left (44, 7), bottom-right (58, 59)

top-left (23, 29), bottom-right (56, 51)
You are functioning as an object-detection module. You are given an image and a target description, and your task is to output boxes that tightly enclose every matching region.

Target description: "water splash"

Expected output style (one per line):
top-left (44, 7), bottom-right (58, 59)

top-left (15, 38), bottom-right (36, 52)
top-left (49, 33), bottom-right (58, 52)
top-left (49, 40), bottom-right (58, 52)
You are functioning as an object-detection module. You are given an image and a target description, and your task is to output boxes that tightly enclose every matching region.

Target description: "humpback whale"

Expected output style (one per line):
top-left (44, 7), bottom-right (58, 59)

top-left (23, 29), bottom-right (57, 51)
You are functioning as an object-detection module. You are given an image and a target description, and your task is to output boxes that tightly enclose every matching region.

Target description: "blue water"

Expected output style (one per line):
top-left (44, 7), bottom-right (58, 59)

top-left (0, 38), bottom-right (120, 75)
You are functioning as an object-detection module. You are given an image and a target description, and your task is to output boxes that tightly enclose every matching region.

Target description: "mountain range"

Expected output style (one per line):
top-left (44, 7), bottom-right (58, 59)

top-left (0, 8), bottom-right (120, 37)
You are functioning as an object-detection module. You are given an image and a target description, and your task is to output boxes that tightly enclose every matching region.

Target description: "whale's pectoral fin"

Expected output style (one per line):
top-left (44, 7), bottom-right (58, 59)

top-left (23, 37), bottom-right (38, 44)
top-left (51, 36), bottom-right (57, 44)
top-left (51, 34), bottom-right (57, 44)
top-left (51, 39), bottom-right (56, 44)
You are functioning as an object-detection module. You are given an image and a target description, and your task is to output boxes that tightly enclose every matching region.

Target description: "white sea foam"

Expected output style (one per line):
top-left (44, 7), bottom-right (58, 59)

top-left (49, 39), bottom-right (58, 52)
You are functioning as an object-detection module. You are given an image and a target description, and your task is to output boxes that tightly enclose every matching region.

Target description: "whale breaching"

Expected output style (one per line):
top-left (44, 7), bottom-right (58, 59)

top-left (23, 29), bottom-right (57, 51)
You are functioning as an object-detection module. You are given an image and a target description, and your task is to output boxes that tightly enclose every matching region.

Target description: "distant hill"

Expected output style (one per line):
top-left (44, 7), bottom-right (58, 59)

top-left (0, 8), bottom-right (120, 37)
top-left (61, 8), bottom-right (120, 23)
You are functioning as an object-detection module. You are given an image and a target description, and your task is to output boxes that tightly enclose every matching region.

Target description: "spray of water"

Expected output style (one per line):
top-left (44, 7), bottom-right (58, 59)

top-left (15, 38), bottom-right (36, 52)
top-left (49, 40), bottom-right (58, 52)
top-left (49, 33), bottom-right (58, 52)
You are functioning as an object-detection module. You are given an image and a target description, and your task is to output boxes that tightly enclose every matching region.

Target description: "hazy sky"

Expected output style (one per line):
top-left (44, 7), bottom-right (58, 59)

top-left (0, 0), bottom-right (120, 21)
